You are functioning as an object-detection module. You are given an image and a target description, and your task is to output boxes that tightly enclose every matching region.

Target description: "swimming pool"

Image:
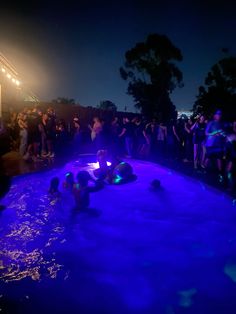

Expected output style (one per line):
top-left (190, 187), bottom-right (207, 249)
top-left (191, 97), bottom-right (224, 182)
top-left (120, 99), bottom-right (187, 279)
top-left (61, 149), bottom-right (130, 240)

top-left (1, 159), bottom-right (236, 313)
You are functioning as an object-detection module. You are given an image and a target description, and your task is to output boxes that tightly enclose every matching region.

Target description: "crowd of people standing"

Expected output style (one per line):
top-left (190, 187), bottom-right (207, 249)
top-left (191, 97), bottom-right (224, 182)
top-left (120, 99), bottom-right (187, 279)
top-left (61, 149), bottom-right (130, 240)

top-left (2, 105), bottom-right (236, 193)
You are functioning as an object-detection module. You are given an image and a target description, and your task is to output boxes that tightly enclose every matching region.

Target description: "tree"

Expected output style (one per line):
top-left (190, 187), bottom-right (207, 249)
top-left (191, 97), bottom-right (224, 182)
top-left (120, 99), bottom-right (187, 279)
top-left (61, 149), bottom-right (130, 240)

top-left (193, 57), bottom-right (236, 120)
top-left (98, 100), bottom-right (117, 112)
top-left (120, 34), bottom-right (183, 121)
top-left (52, 97), bottom-right (76, 105)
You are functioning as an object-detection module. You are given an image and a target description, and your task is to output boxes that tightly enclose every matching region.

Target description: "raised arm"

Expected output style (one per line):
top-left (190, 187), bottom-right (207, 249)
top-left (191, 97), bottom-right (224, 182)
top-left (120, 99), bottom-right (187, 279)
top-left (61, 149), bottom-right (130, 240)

top-left (190, 120), bottom-right (198, 132)
top-left (118, 127), bottom-right (126, 137)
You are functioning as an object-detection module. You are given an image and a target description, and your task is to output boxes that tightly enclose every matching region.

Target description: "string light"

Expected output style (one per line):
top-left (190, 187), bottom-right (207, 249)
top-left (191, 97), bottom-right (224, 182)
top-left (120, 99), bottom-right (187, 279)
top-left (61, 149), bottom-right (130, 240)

top-left (1, 66), bottom-right (21, 86)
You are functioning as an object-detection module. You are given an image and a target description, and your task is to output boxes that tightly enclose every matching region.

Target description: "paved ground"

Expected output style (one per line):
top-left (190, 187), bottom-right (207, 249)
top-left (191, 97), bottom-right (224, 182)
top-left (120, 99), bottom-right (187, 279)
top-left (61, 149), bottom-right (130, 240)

top-left (1, 151), bottom-right (68, 177)
top-left (0, 158), bottom-right (236, 313)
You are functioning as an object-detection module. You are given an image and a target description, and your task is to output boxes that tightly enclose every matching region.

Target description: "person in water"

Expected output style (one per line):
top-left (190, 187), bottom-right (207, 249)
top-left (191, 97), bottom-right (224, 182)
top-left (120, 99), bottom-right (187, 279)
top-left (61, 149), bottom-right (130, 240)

top-left (93, 150), bottom-right (137, 184)
top-left (93, 149), bottom-right (109, 180)
top-left (49, 177), bottom-right (60, 197)
top-left (150, 179), bottom-right (161, 191)
top-left (73, 171), bottom-right (103, 211)
top-left (63, 172), bottom-right (74, 190)
top-left (111, 161), bottom-right (137, 184)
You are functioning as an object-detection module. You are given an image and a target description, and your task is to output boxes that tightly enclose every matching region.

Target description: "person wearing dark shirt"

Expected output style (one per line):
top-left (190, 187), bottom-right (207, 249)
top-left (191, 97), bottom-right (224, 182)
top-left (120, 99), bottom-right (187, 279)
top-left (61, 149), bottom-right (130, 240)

top-left (110, 117), bottom-right (121, 155)
top-left (156, 122), bottom-right (167, 158)
top-left (17, 112), bottom-right (28, 156)
top-left (183, 118), bottom-right (193, 162)
top-left (225, 120), bottom-right (236, 191)
top-left (73, 171), bottom-right (103, 211)
top-left (24, 107), bottom-right (42, 161)
top-left (133, 117), bottom-right (147, 158)
top-left (145, 119), bottom-right (158, 159)
top-left (45, 108), bottom-right (56, 157)
top-left (172, 119), bottom-right (184, 159)
top-left (118, 117), bottom-right (135, 158)
top-left (71, 117), bottom-right (81, 154)
top-left (205, 110), bottom-right (225, 182)
top-left (191, 115), bottom-right (206, 169)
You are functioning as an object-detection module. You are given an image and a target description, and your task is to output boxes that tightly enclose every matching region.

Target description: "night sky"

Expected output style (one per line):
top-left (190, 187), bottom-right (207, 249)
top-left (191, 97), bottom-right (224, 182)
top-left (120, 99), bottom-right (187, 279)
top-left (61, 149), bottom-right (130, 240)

top-left (0, 0), bottom-right (235, 111)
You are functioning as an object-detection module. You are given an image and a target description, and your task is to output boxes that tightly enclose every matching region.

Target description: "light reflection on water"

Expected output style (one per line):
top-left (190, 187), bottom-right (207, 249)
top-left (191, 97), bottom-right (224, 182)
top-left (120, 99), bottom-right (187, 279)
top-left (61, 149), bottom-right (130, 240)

top-left (0, 162), bottom-right (90, 283)
top-left (1, 159), bottom-right (236, 313)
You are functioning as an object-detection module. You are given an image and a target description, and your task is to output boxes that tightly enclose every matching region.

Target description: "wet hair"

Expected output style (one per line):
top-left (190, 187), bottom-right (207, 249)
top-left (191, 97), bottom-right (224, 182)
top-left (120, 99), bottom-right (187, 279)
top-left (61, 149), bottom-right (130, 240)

top-left (97, 149), bottom-right (107, 162)
top-left (76, 171), bottom-right (91, 187)
top-left (65, 172), bottom-right (74, 186)
top-left (49, 177), bottom-right (59, 193)
top-left (150, 179), bottom-right (161, 190)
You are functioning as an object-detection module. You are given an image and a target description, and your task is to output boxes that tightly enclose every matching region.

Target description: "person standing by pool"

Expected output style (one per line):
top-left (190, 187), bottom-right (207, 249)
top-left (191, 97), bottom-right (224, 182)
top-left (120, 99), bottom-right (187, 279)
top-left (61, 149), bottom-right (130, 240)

top-left (204, 110), bottom-right (226, 182)
top-left (191, 115), bottom-right (206, 169)
top-left (17, 112), bottom-right (28, 156)
top-left (156, 121), bottom-right (167, 158)
top-left (43, 107), bottom-right (56, 158)
top-left (24, 107), bottom-right (42, 161)
top-left (89, 117), bottom-right (103, 151)
top-left (118, 117), bottom-right (135, 158)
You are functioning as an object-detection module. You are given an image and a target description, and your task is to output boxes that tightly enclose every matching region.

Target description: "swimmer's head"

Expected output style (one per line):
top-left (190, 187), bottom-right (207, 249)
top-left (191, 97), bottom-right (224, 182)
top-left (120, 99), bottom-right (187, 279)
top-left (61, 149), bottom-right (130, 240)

top-left (76, 171), bottom-right (91, 187)
top-left (97, 149), bottom-right (108, 167)
top-left (49, 177), bottom-right (59, 193)
top-left (97, 149), bottom-right (107, 158)
top-left (150, 179), bottom-right (161, 190)
top-left (65, 172), bottom-right (74, 185)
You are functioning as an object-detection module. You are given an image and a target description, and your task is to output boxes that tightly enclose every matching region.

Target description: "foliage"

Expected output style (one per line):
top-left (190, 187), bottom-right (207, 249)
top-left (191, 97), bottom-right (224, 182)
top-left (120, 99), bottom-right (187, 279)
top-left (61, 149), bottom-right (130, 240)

top-left (193, 57), bottom-right (236, 120)
top-left (120, 33), bottom-right (183, 121)
top-left (98, 100), bottom-right (117, 112)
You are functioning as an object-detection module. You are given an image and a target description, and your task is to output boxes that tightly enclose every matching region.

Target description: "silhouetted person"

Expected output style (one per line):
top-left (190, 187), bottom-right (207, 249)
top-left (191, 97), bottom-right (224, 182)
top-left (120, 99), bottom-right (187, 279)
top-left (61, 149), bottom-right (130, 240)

top-left (49, 177), bottom-right (60, 197)
top-left (73, 171), bottom-right (103, 211)
top-left (0, 174), bottom-right (11, 210)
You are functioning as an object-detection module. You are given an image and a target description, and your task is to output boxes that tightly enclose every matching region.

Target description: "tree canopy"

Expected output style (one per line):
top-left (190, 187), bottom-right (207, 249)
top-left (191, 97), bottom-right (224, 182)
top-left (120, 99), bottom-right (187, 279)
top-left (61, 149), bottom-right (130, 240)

top-left (120, 34), bottom-right (183, 121)
top-left (193, 57), bottom-right (236, 120)
top-left (98, 100), bottom-right (117, 112)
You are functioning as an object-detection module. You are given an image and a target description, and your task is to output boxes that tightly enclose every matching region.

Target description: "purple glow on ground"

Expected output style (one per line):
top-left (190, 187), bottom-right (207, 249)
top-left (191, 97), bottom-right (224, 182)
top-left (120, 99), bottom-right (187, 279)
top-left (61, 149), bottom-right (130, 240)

top-left (0, 159), bottom-right (236, 313)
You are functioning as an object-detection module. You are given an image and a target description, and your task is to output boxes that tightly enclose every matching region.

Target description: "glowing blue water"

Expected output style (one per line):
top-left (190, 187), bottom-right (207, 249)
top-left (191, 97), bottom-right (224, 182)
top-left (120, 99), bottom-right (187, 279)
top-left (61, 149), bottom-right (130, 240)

top-left (0, 159), bottom-right (236, 313)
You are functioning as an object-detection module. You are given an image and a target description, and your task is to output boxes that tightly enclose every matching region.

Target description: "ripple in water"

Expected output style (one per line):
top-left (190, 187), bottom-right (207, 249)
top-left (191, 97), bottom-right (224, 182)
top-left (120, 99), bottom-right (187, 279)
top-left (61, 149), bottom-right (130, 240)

top-left (0, 164), bottom-right (84, 283)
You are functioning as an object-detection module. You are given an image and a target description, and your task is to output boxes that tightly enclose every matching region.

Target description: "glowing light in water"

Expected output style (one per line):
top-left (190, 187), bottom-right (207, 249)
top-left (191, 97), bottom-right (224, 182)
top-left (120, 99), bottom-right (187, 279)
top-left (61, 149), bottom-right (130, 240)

top-left (87, 161), bottom-right (111, 169)
top-left (114, 174), bottom-right (122, 184)
top-left (0, 177), bottom-right (67, 282)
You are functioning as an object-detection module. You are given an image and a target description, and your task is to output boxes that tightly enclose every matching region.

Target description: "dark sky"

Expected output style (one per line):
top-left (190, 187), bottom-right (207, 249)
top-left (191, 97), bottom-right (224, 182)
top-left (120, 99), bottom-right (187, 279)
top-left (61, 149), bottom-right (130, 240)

top-left (0, 0), bottom-right (235, 111)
